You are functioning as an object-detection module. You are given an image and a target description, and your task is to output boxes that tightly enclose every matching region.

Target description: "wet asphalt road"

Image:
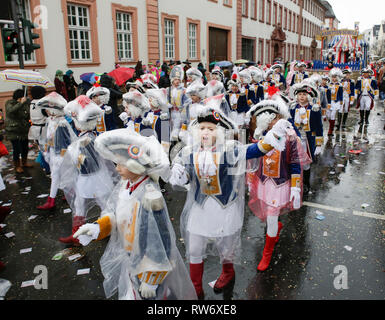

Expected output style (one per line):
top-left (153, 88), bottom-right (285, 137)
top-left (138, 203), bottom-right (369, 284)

top-left (0, 102), bottom-right (384, 300)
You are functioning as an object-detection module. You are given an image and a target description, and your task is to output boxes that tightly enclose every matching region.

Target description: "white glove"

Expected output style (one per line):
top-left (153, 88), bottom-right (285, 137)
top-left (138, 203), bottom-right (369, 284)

top-left (263, 119), bottom-right (292, 152)
top-left (73, 223), bottom-right (100, 246)
top-left (119, 112), bottom-right (129, 123)
top-left (240, 86), bottom-right (246, 94)
top-left (142, 112), bottom-right (154, 126)
top-left (314, 146), bottom-right (322, 156)
top-left (139, 282), bottom-right (158, 299)
top-left (290, 187), bottom-right (301, 209)
top-left (142, 184), bottom-right (164, 212)
top-left (159, 112), bottom-right (169, 120)
top-left (104, 106), bottom-right (112, 114)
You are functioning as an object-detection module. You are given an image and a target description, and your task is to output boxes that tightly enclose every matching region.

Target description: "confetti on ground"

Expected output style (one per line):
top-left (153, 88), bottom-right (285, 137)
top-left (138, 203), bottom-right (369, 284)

top-left (52, 253), bottom-right (63, 261)
top-left (68, 253), bottom-right (82, 261)
top-left (337, 164), bottom-right (344, 167)
top-left (2, 203), bottom-right (12, 207)
top-left (315, 215), bottom-right (325, 221)
top-left (344, 245), bottom-right (352, 252)
top-left (323, 231), bottom-right (328, 237)
top-left (63, 208), bottom-right (72, 214)
top-left (208, 280), bottom-right (217, 288)
top-left (353, 160), bottom-right (361, 164)
top-left (77, 268), bottom-right (90, 276)
top-left (21, 280), bottom-right (35, 288)
top-left (349, 149), bottom-right (362, 154)
top-left (379, 172), bottom-right (385, 175)
top-left (365, 172), bottom-right (371, 176)
top-left (4, 232), bottom-right (15, 238)
top-left (9, 211), bottom-right (14, 215)
top-left (21, 192), bottom-right (29, 195)
top-left (361, 203), bottom-right (370, 209)
top-left (329, 171), bottom-right (335, 175)
top-left (20, 248), bottom-right (32, 254)
top-left (37, 194), bottom-right (48, 198)
top-left (0, 224), bottom-right (6, 228)
top-left (28, 215), bottom-right (38, 221)
top-left (8, 180), bottom-right (19, 184)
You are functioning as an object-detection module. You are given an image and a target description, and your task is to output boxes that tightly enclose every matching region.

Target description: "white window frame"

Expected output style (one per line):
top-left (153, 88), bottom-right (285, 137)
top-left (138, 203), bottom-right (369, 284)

top-left (242, 0), bottom-right (247, 16)
top-left (188, 23), bottom-right (197, 60)
top-left (67, 4), bottom-right (92, 61)
top-left (250, 0), bottom-right (256, 19)
top-left (164, 19), bottom-right (175, 60)
top-left (116, 11), bottom-right (133, 61)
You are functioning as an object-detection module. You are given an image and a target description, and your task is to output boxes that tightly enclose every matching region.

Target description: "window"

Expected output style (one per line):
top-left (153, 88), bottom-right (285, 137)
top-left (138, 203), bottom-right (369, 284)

top-left (188, 23), bottom-right (197, 59)
top-left (288, 11), bottom-right (291, 31)
top-left (273, 3), bottom-right (277, 26)
top-left (116, 11), bottom-right (133, 61)
top-left (258, 39), bottom-right (264, 63)
top-left (164, 19), bottom-right (175, 60)
top-left (242, 0), bottom-right (248, 16)
top-left (250, 0), bottom-right (256, 19)
top-left (267, 0), bottom-right (271, 24)
top-left (259, 0), bottom-right (264, 21)
top-left (279, 5), bottom-right (282, 26)
top-left (223, 0), bottom-right (232, 6)
top-left (67, 4), bottom-right (91, 61)
top-left (284, 8), bottom-right (287, 29)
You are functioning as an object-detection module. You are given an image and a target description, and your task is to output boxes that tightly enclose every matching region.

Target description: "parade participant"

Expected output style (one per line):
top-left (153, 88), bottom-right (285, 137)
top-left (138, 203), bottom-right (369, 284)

top-left (337, 67), bottom-right (355, 130)
top-left (141, 73), bottom-right (159, 90)
top-left (122, 90), bottom-right (151, 134)
top-left (205, 79), bottom-right (230, 116)
top-left (246, 97), bottom-right (310, 271)
top-left (142, 88), bottom-right (170, 154)
top-left (211, 66), bottom-right (224, 83)
top-left (28, 86), bottom-right (47, 145)
top-left (73, 129), bottom-right (197, 300)
top-left (126, 79), bottom-right (145, 94)
top-left (320, 75), bottom-right (331, 121)
top-left (36, 92), bottom-right (77, 210)
top-left (248, 66), bottom-right (265, 104)
top-left (86, 84), bottom-right (116, 134)
top-left (233, 69), bottom-right (255, 127)
top-left (289, 82), bottom-right (323, 194)
top-left (326, 68), bottom-right (343, 135)
top-left (169, 103), bottom-right (294, 298)
top-left (225, 74), bottom-right (243, 127)
top-left (290, 61), bottom-right (309, 87)
top-left (271, 63), bottom-right (286, 91)
top-left (285, 61), bottom-right (297, 94)
top-left (261, 69), bottom-right (275, 99)
top-left (54, 70), bottom-right (68, 100)
top-left (355, 68), bottom-right (379, 125)
top-left (58, 95), bottom-right (118, 245)
top-left (186, 67), bottom-right (203, 86)
top-left (167, 65), bottom-right (190, 142)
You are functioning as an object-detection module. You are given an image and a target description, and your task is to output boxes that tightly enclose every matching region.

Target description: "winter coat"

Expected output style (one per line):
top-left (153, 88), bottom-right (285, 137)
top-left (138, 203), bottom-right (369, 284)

top-left (5, 99), bottom-right (31, 141)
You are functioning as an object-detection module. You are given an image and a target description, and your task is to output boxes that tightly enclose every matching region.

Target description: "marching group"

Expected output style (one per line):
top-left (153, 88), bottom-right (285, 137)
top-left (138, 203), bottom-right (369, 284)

top-left (0, 57), bottom-right (382, 300)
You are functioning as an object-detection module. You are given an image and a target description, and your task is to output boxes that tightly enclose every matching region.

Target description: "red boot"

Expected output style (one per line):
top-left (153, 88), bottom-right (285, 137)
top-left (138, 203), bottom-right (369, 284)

top-left (213, 263), bottom-right (235, 293)
top-left (59, 216), bottom-right (85, 245)
top-left (190, 262), bottom-right (204, 299)
top-left (37, 197), bottom-right (56, 210)
top-left (257, 234), bottom-right (278, 272)
top-left (0, 206), bottom-right (11, 223)
top-left (328, 120), bottom-right (335, 135)
top-left (275, 221), bottom-right (283, 243)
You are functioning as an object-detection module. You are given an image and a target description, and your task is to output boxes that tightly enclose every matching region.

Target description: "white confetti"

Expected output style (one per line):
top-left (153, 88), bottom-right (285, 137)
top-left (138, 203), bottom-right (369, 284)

top-left (323, 231), bottom-right (328, 237)
top-left (208, 280), bottom-right (217, 288)
top-left (344, 245), bottom-right (352, 252)
top-left (5, 232), bottom-right (15, 238)
top-left (361, 203), bottom-right (370, 209)
top-left (77, 268), bottom-right (90, 275)
top-left (20, 248), bottom-right (32, 254)
top-left (63, 208), bottom-right (72, 214)
top-left (337, 164), bottom-right (344, 168)
top-left (37, 194), bottom-right (48, 198)
top-left (379, 172), bottom-right (385, 175)
top-left (2, 203), bottom-right (12, 207)
top-left (21, 280), bottom-right (35, 288)
top-left (68, 253), bottom-right (82, 261)
top-left (28, 215), bottom-right (38, 221)
top-left (0, 224), bottom-right (6, 228)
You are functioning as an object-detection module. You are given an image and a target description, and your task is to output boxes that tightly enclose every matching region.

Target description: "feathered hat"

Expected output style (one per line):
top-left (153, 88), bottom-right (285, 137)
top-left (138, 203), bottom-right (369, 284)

top-left (205, 79), bottom-right (225, 97)
top-left (186, 67), bottom-right (203, 81)
top-left (211, 66), bottom-right (224, 81)
top-left (227, 73), bottom-right (240, 88)
top-left (186, 81), bottom-right (207, 100)
top-left (144, 88), bottom-right (168, 111)
top-left (86, 84), bottom-right (110, 105)
top-left (360, 67), bottom-right (374, 75)
top-left (248, 66), bottom-right (264, 83)
top-left (64, 95), bottom-right (103, 131)
top-left (122, 90), bottom-right (151, 119)
top-left (292, 82), bottom-right (319, 99)
top-left (170, 65), bottom-right (184, 82)
top-left (342, 66), bottom-right (352, 74)
top-left (329, 67), bottom-right (343, 79)
top-left (239, 69), bottom-right (252, 84)
top-left (141, 74), bottom-right (158, 89)
top-left (36, 92), bottom-right (67, 116)
top-left (94, 129), bottom-right (169, 181)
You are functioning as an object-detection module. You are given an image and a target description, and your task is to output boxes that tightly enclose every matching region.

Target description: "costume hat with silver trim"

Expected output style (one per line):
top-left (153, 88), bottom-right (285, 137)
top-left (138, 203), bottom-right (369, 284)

top-left (239, 69), bottom-right (252, 84)
top-left (292, 82), bottom-right (319, 99)
top-left (126, 79), bottom-right (145, 94)
top-left (248, 66), bottom-right (264, 83)
top-left (122, 90), bottom-right (151, 119)
top-left (94, 129), bottom-right (169, 180)
top-left (211, 66), bottom-right (224, 81)
top-left (186, 81), bottom-right (207, 100)
top-left (141, 74), bottom-right (158, 89)
top-left (64, 95), bottom-right (103, 131)
top-left (186, 67), bottom-right (203, 82)
top-left (227, 73), bottom-right (240, 89)
top-left (295, 61), bottom-right (307, 68)
top-left (206, 79), bottom-right (225, 97)
top-left (145, 88), bottom-right (168, 111)
top-left (170, 65), bottom-right (184, 82)
top-left (329, 67), bottom-right (343, 80)
top-left (360, 67), bottom-right (374, 76)
top-left (342, 67), bottom-right (352, 74)
top-left (192, 100), bottom-right (236, 131)
top-left (246, 95), bottom-right (290, 120)
top-left (36, 92), bottom-right (68, 116)
top-left (86, 84), bottom-right (110, 105)
top-left (271, 63), bottom-right (284, 72)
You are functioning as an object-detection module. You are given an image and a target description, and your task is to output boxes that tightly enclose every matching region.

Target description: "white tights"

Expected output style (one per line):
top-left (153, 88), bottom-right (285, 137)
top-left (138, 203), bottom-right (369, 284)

top-left (266, 215), bottom-right (279, 237)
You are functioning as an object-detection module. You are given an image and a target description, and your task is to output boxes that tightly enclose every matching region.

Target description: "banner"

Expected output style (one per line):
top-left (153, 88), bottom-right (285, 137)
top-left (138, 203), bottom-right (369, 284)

top-left (317, 29), bottom-right (359, 38)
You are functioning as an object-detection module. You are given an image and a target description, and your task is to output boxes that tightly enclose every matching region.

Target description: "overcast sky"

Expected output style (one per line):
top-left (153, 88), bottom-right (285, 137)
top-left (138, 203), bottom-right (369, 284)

top-left (326, 0), bottom-right (385, 32)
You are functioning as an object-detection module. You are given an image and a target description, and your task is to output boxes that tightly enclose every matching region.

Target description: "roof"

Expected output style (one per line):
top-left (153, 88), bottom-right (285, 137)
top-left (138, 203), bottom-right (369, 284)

top-left (319, 0), bottom-right (337, 19)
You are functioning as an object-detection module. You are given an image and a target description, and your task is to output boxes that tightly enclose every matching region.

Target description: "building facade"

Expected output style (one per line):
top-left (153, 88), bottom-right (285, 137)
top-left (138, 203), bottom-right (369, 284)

top-left (0, 0), bottom-right (330, 114)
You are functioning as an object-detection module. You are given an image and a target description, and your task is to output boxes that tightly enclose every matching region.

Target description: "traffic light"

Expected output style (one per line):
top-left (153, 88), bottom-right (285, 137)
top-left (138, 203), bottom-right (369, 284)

top-left (22, 19), bottom-right (40, 54)
top-left (1, 27), bottom-right (18, 58)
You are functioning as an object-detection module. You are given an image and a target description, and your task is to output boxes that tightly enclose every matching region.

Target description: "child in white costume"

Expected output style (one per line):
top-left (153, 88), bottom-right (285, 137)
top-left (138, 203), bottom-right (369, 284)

top-left (122, 90), bottom-right (151, 134)
top-left (58, 95), bottom-right (118, 245)
top-left (169, 104), bottom-right (294, 299)
top-left (74, 129), bottom-right (197, 300)
top-left (36, 92), bottom-right (77, 211)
